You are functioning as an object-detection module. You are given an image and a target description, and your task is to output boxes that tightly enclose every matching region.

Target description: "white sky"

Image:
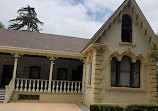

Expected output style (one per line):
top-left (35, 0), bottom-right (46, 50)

top-left (0, 0), bottom-right (157, 39)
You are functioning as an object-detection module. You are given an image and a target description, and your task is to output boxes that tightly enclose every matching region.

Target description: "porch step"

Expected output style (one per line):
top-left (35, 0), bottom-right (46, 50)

top-left (0, 91), bottom-right (6, 94)
top-left (0, 89), bottom-right (6, 102)
top-left (0, 89), bottom-right (6, 92)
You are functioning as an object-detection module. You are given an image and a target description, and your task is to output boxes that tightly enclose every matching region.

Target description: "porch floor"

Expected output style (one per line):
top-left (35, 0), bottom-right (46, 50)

top-left (0, 103), bottom-right (84, 111)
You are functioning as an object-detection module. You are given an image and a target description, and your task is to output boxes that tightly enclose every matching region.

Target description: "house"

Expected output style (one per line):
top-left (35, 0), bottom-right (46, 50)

top-left (0, 0), bottom-right (157, 105)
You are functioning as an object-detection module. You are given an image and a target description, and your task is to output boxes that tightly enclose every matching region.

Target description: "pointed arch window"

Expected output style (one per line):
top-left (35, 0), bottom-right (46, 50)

top-left (122, 14), bottom-right (132, 43)
top-left (111, 56), bottom-right (140, 88)
top-left (120, 56), bottom-right (131, 87)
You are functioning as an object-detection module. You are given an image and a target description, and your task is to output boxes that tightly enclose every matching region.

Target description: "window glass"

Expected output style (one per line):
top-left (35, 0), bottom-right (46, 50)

top-left (120, 56), bottom-right (131, 87)
top-left (111, 58), bottom-right (117, 86)
top-left (122, 14), bottom-right (132, 43)
top-left (111, 55), bottom-right (141, 88)
top-left (132, 60), bottom-right (140, 88)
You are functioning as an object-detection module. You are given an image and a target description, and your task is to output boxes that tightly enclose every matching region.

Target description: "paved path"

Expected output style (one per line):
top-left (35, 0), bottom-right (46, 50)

top-left (0, 103), bottom-right (82, 111)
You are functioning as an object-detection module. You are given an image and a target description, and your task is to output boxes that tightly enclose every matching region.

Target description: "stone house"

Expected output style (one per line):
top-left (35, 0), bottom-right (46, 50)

top-left (0, 0), bottom-right (157, 105)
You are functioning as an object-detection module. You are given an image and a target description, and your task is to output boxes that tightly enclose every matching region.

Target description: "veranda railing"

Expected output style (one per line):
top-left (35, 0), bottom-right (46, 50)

top-left (15, 78), bottom-right (82, 93)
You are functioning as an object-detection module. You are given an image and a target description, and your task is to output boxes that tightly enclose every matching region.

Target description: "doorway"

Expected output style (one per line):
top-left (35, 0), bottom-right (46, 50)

top-left (1, 65), bottom-right (14, 87)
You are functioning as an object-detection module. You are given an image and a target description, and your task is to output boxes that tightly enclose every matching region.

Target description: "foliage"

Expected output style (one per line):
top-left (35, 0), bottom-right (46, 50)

top-left (90, 104), bottom-right (158, 111)
top-left (0, 22), bottom-right (5, 29)
top-left (8, 5), bottom-right (44, 32)
top-left (125, 104), bottom-right (158, 111)
top-left (90, 104), bottom-right (123, 111)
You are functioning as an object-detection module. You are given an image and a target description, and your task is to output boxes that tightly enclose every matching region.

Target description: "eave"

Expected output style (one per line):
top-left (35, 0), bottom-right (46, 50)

top-left (81, 43), bottom-right (107, 57)
top-left (0, 45), bottom-right (82, 59)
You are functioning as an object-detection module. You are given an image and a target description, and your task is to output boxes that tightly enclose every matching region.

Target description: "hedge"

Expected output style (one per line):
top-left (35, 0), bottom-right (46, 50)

top-left (90, 104), bottom-right (158, 111)
top-left (125, 104), bottom-right (158, 111)
top-left (90, 104), bottom-right (123, 111)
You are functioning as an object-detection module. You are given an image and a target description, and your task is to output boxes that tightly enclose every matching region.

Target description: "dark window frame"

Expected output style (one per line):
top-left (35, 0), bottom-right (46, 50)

top-left (121, 14), bottom-right (132, 43)
top-left (111, 56), bottom-right (140, 88)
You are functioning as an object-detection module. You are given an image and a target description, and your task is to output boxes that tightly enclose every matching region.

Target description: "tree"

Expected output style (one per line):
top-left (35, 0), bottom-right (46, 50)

top-left (0, 22), bottom-right (5, 29)
top-left (8, 5), bottom-right (44, 32)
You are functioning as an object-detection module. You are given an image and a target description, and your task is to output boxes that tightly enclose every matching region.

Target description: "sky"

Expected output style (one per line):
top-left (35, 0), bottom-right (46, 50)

top-left (0, 0), bottom-right (157, 39)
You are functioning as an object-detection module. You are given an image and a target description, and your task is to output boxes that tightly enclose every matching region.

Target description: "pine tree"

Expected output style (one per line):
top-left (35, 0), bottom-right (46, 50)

top-left (8, 5), bottom-right (44, 32)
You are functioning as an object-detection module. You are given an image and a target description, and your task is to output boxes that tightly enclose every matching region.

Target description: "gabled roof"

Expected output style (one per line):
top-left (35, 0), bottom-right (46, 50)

top-left (0, 29), bottom-right (89, 54)
top-left (83, 0), bottom-right (129, 50)
top-left (0, 0), bottom-right (157, 56)
top-left (82, 0), bottom-right (158, 52)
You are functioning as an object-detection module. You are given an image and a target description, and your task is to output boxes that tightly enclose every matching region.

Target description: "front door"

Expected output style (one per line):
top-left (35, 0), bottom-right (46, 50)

top-left (1, 65), bottom-right (14, 87)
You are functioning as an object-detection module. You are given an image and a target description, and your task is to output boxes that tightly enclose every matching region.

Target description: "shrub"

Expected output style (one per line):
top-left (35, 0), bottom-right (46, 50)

top-left (90, 104), bottom-right (124, 111)
top-left (125, 104), bottom-right (158, 111)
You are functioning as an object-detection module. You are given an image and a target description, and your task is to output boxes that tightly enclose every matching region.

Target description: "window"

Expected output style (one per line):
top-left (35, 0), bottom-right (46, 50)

top-left (111, 58), bottom-right (117, 86)
top-left (111, 56), bottom-right (140, 88)
top-left (120, 56), bottom-right (131, 87)
top-left (122, 14), bottom-right (132, 43)
top-left (132, 60), bottom-right (140, 88)
top-left (29, 66), bottom-right (41, 79)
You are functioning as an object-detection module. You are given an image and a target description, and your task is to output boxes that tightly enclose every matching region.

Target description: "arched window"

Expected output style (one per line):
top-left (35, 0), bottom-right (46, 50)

top-left (111, 57), bottom-right (117, 86)
top-left (122, 14), bottom-right (132, 43)
top-left (111, 56), bottom-right (140, 88)
top-left (120, 56), bottom-right (131, 87)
